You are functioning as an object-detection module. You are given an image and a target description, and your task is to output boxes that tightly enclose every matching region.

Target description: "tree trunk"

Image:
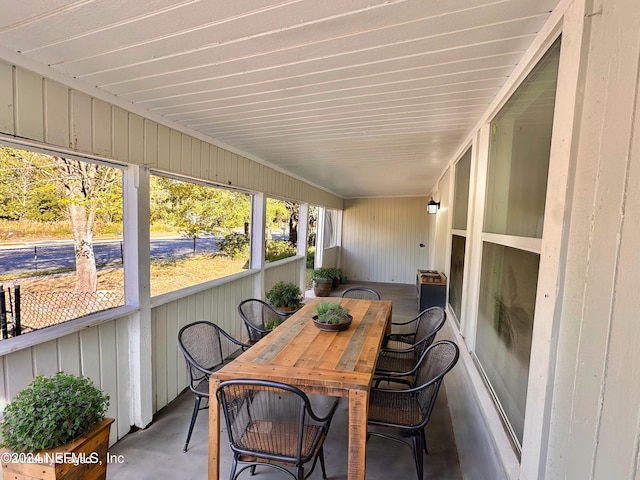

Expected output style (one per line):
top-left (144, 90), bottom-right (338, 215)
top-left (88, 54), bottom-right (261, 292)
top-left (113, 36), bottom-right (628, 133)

top-left (69, 203), bottom-right (97, 293)
top-left (288, 212), bottom-right (298, 246)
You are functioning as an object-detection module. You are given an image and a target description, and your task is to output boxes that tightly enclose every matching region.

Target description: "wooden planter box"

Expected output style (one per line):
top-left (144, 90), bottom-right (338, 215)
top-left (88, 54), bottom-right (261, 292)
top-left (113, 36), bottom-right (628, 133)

top-left (1, 418), bottom-right (114, 480)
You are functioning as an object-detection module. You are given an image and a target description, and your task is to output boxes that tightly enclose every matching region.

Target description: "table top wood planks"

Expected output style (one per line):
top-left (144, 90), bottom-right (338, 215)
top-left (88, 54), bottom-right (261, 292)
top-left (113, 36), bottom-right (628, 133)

top-left (208, 297), bottom-right (392, 480)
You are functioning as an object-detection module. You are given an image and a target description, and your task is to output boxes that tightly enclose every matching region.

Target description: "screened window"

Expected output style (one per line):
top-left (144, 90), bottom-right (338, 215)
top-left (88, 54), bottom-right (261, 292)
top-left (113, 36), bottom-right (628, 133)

top-left (265, 198), bottom-right (299, 262)
top-left (0, 145), bottom-right (124, 336)
top-left (149, 175), bottom-right (251, 295)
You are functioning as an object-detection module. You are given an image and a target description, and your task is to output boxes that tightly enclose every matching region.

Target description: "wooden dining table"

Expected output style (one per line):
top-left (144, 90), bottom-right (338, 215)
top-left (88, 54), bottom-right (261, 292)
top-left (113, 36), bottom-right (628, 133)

top-left (208, 296), bottom-right (392, 480)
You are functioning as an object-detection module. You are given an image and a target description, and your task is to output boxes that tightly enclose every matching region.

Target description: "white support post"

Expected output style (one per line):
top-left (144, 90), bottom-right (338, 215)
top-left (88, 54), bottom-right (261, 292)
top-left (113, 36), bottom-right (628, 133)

top-left (123, 165), bottom-right (153, 428)
top-left (315, 207), bottom-right (326, 268)
top-left (250, 193), bottom-right (266, 297)
top-left (297, 203), bottom-right (309, 290)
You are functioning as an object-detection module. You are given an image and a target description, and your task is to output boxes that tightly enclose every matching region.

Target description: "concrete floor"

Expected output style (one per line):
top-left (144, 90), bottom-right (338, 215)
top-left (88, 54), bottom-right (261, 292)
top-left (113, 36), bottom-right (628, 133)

top-left (106, 282), bottom-right (462, 480)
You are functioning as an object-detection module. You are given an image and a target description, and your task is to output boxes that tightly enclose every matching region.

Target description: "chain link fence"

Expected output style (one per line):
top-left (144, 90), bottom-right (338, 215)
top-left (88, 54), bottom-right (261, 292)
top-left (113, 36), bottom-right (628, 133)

top-left (0, 285), bottom-right (124, 338)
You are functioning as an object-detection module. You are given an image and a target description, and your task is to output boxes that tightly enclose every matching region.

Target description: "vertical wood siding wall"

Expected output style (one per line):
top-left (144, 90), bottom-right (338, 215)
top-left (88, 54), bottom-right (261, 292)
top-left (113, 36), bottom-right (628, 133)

top-left (152, 274), bottom-right (256, 413)
top-left (0, 315), bottom-right (132, 445)
top-left (341, 197), bottom-right (430, 284)
top-left (545, 1), bottom-right (640, 478)
top-left (264, 258), bottom-right (305, 294)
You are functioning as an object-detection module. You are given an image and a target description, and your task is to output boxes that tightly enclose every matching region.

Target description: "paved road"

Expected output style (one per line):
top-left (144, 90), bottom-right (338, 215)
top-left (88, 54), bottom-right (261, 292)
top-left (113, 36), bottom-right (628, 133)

top-left (0, 237), bottom-right (221, 276)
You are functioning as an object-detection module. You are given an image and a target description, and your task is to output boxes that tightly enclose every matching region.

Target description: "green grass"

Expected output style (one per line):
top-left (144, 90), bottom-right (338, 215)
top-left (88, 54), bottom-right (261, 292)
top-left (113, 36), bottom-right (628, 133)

top-left (8, 254), bottom-right (248, 298)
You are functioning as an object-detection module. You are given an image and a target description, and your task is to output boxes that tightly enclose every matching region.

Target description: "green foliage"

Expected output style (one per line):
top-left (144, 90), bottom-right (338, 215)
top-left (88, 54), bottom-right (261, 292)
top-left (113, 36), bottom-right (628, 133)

top-left (265, 198), bottom-right (290, 227)
top-left (218, 232), bottom-right (249, 259)
top-left (312, 267), bottom-right (334, 279)
top-left (150, 176), bottom-right (250, 238)
top-left (24, 183), bottom-right (64, 221)
top-left (0, 146), bottom-right (122, 224)
top-left (1, 372), bottom-right (110, 452)
top-left (325, 266), bottom-right (342, 280)
top-left (315, 301), bottom-right (350, 324)
top-left (266, 281), bottom-right (303, 308)
top-left (265, 239), bottom-right (296, 262)
top-left (306, 246), bottom-right (315, 269)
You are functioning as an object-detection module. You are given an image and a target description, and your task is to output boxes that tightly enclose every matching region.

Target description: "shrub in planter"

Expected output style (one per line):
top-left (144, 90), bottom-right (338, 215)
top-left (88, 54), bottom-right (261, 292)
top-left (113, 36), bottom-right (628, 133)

top-left (266, 281), bottom-right (303, 311)
top-left (312, 301), bottom-right (352, 331)
top-left (314, 301), bottom-right (350, 325)
top-left (0, 372), bottom-right (113, 480)
top-left (312, 268), bottom-right (333, 297)
top-left (326, 267), bottom-right (343, 288)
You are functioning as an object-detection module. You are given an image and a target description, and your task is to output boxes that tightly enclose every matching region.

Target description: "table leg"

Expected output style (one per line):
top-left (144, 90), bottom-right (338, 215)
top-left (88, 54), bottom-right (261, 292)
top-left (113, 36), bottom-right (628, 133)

top-left (208, 377), bottom-right (221, 480)
top-left (348, 389), bottom-right (369, 480)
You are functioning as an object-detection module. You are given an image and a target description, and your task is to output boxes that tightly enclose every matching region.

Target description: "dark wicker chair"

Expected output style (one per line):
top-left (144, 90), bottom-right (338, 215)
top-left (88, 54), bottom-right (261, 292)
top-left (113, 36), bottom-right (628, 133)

top-left (374, 306), bottom-right (446, 379)
top-left (217, 379), bottom-right (340, 480)
top-left (368, 340), bottom-right (460, 480)
top-left (341, 287), bottom-right (381, 300)
top-left (177, 321), bottom-right (250, 452)
top-left (238, 298), bottom-right (290, 344)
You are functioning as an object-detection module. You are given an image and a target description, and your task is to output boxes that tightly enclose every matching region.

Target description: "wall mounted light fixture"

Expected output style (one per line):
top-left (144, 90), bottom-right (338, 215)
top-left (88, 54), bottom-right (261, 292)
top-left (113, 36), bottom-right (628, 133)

top-left (427, 199), bottom-right (440, 215)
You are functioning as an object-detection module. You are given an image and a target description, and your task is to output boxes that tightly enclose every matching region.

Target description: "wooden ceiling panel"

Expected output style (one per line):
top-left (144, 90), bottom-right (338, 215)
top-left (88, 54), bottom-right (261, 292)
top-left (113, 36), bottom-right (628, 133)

top-left (0, 0), bottom-right (561, 198)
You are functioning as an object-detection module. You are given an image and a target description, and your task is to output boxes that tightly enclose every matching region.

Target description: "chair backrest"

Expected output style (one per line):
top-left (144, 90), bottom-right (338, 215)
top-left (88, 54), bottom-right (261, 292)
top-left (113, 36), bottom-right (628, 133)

top-left (238, 298), bottom-right (285, 343)
top-left (413, 306), bottom-right (446, 356)
top-left (414, 340), bottom-right (459, 425)
top-left (177, 321), bottom-right (238, 392)
top-left (216, 379), bottom-right (329, 464)
top-left (341, 287), bottom-right (381, 300)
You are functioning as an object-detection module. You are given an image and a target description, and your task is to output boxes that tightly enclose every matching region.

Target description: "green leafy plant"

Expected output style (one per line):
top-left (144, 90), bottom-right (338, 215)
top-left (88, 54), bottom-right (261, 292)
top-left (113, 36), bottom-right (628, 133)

top-left (312, 267), bottom-right (334, 280)
top-left (265, 240), bottom-right (297, 262)
top-left (218, 232), bottom-right (249, 259)
top-left (1, 372), bottom-right (110, 452)
top-left (266, 281), bottom-right (303, 309)
top-left (325, 267), bottom-right (342, 281)
top-left (315, 301), bottom-right (351, 325)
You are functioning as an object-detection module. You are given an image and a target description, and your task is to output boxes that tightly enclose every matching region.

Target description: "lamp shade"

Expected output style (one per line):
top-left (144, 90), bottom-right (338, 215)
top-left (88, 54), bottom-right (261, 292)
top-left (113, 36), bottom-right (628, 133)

top-left (427, 199), bottom-right (440, 214)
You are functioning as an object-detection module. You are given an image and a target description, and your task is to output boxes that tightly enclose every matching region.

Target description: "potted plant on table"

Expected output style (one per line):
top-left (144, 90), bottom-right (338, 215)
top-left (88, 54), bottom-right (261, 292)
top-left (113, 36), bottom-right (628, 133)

top-left (266, 281), bottom-right (303, 313)
top-left (312, 301), bottom-right (352, 331)
top-left (0, 371), bottom-right (113, 480)
top-left (312, 268), bottom-right (334, 297)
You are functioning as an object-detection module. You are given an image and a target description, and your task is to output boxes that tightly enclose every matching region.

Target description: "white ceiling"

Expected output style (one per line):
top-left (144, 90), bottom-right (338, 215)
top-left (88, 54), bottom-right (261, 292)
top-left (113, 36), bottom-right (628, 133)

top-left (0, 0), bottom-right (559, 198)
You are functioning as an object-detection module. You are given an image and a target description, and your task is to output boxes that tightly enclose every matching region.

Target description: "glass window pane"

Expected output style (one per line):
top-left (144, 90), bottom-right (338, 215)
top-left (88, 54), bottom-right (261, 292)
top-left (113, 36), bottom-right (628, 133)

top-left (449, 235), bottom-right (466, 319)
top-left (476, 242), bottom-right (540, 445)
top-left (452, 149), bottom-right (472, 230)
top-left (149, 175), bottom-right (251, 295)
top-left (484, 39), bottom-right (561, 238)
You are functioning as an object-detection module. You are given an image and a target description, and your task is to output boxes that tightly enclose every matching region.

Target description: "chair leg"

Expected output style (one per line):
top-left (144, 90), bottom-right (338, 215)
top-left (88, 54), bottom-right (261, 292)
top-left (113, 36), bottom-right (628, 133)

top-left (411, 432), bottom-right (424, 480)
top-left (319, 446), bottom-right (327, 479)
top-left (422, 428), bottom-right (428, 454)
top-left (230, 456), bottom-right (239, 480)
top-left (183, 395), bottom-right (202, 452)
